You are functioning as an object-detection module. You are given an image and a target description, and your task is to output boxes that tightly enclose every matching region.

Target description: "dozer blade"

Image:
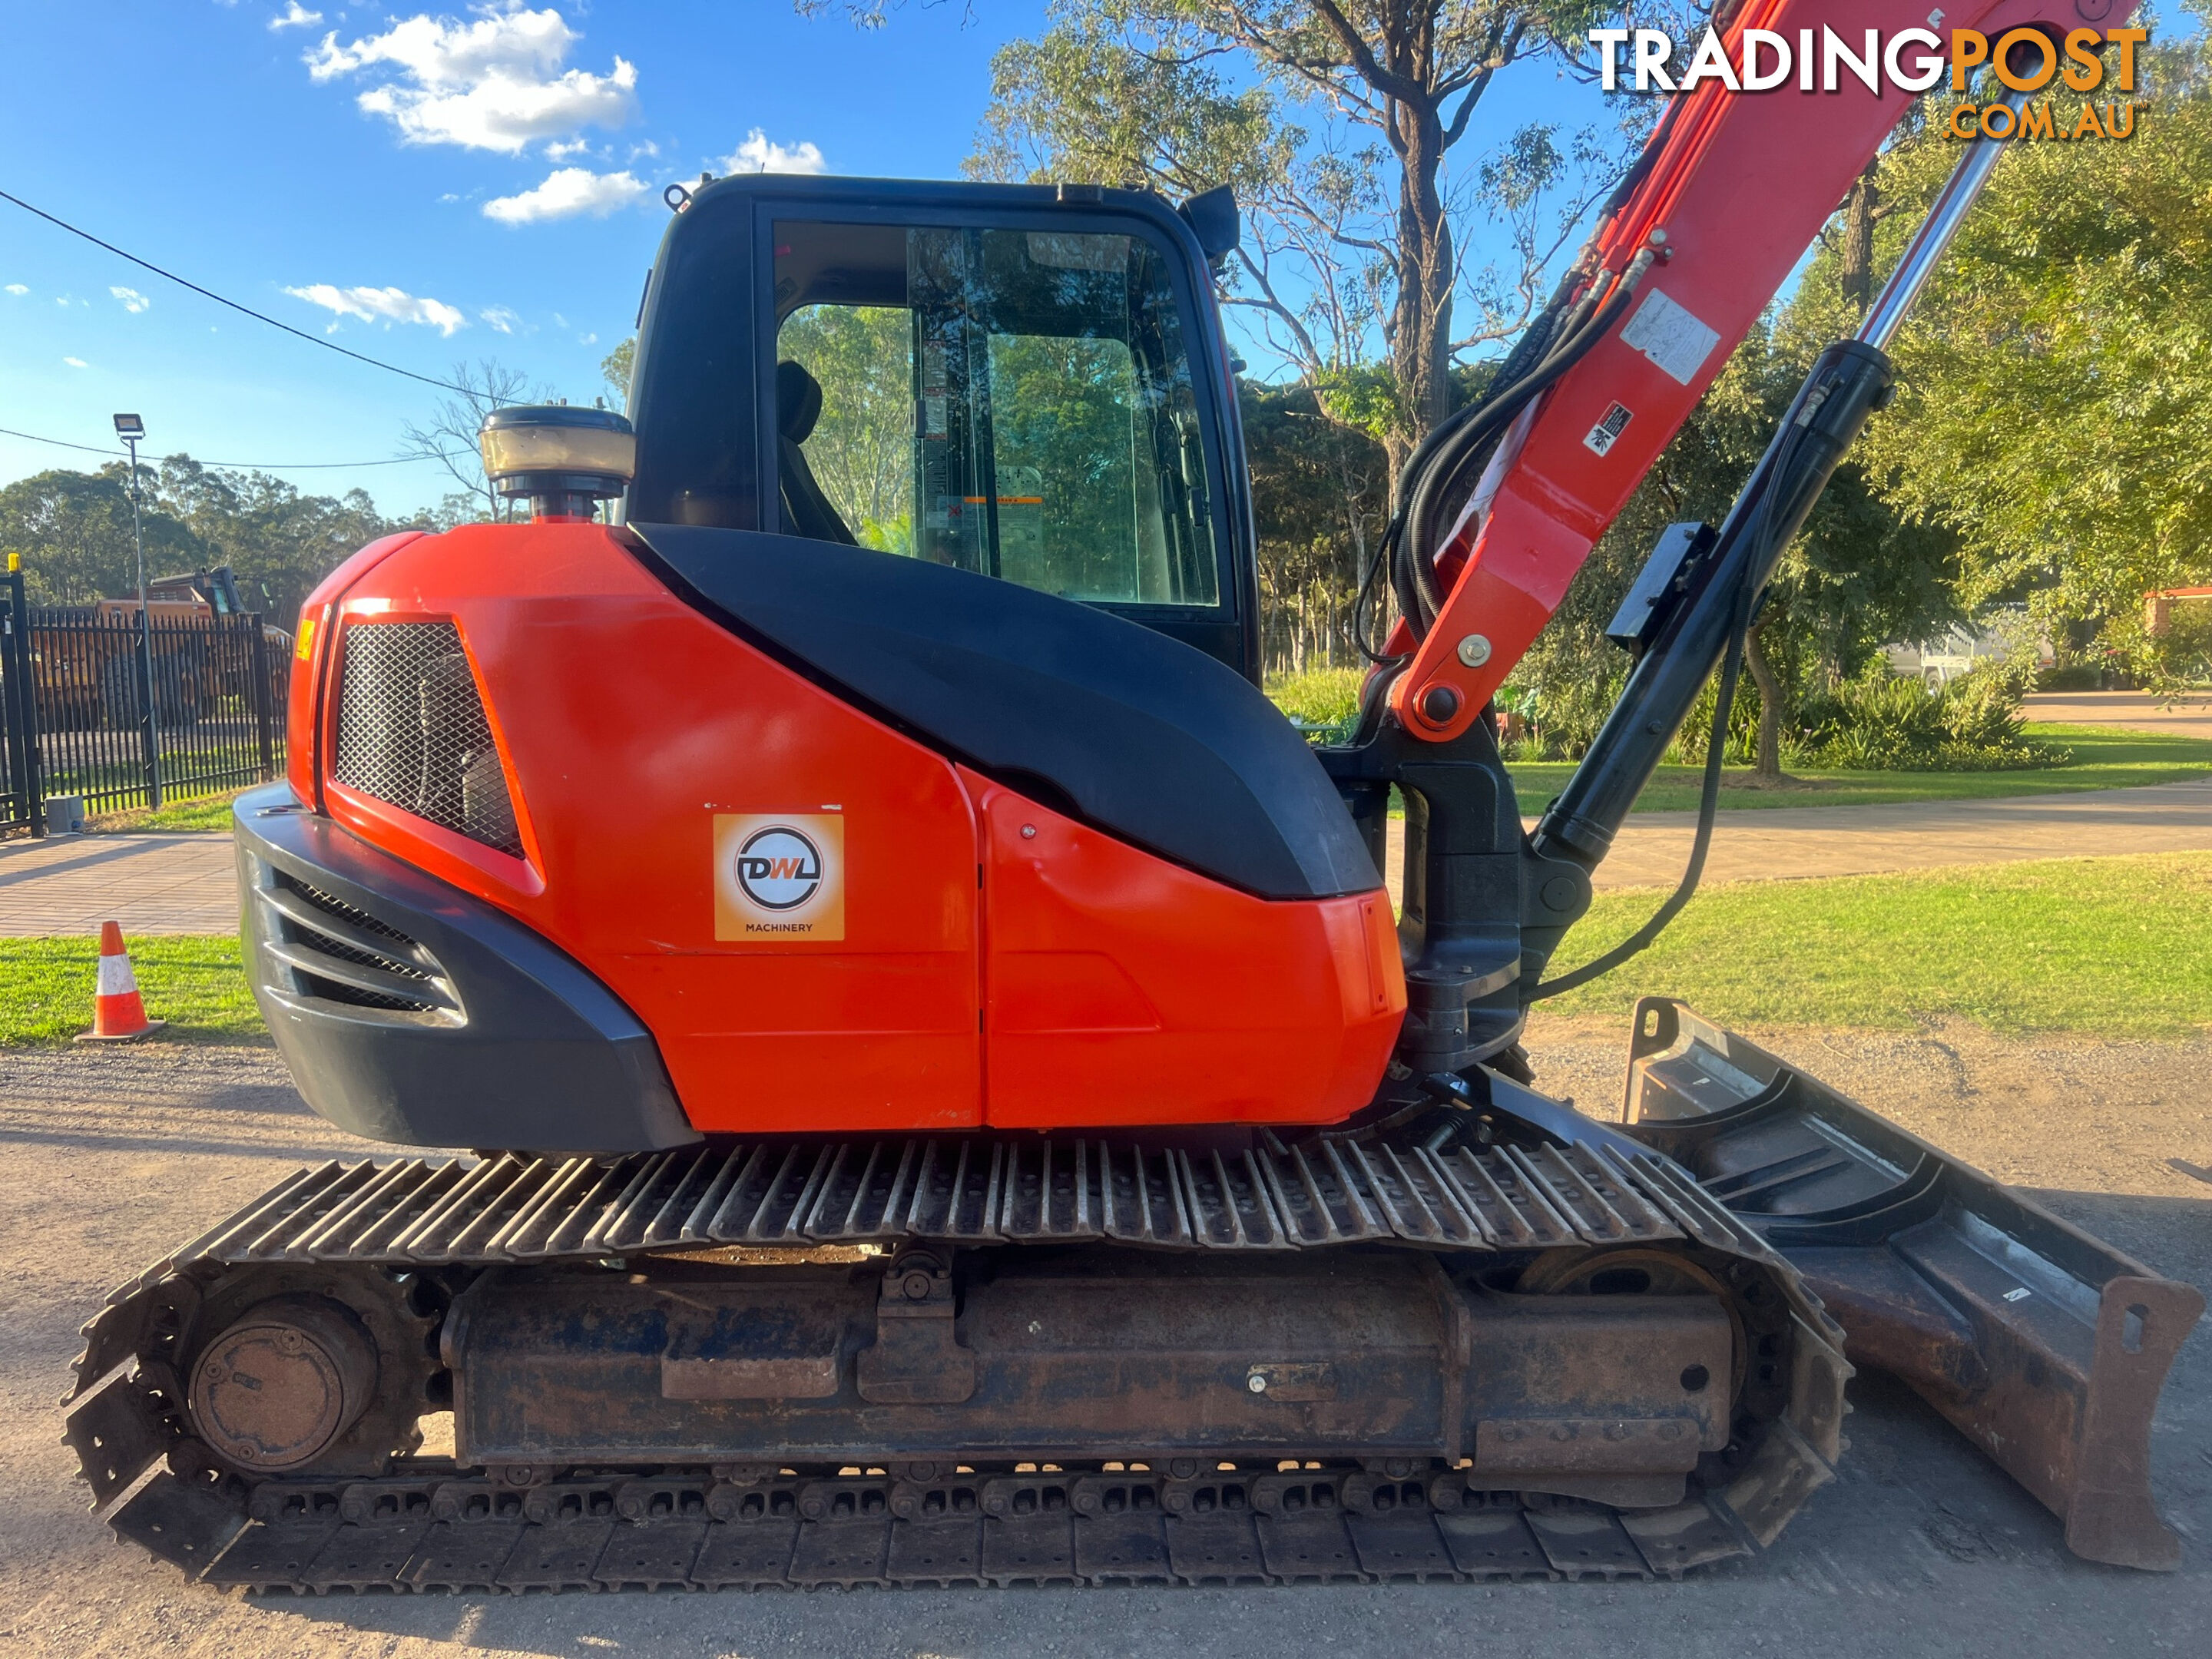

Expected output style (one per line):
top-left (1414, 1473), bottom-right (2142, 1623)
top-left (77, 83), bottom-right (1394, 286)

top-left (1618, 998), bottom-right (2204, 1571)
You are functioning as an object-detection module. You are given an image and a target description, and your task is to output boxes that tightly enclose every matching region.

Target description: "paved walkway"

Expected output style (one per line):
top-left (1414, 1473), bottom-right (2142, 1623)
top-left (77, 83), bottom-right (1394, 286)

top-left (5, 770), bottom-right (2212, 936)
top-left (0, 833), bottom-right (237, 936)
top-left (1382, 774), bottom-right (2212, 902)
top-left (2024, 688), bottom-right (2212, 738)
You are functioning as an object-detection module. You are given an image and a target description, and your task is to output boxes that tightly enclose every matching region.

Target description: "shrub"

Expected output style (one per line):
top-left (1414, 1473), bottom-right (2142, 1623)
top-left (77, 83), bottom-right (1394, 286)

top-left (2037, 662), bottom-right (2108, 691)
top-left (2150, 602), bottom-right (2212, 688)
top-left (1495, 671), bottom-right (1624, 760)
top-left (1267, 665), bottom-right (1365, 740)
top-left (1790, 669), bottom-right (2069, 771)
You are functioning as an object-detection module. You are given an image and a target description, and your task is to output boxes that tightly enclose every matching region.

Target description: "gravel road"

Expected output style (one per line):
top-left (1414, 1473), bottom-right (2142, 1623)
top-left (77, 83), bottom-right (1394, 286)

top-left (1, 1028), bottom-right (2204, 1659)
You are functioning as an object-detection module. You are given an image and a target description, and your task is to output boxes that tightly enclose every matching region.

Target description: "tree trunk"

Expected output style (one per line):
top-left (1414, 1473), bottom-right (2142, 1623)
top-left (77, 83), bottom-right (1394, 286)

top-left (1387, 94), bottom-right (1454, 480)
top-left (1743, 621), bottom-right (1786, 782)
top-left (1839, 157), bottom-right (1880, 315)
top-left (1331, 423), bottom-right (1369, 584)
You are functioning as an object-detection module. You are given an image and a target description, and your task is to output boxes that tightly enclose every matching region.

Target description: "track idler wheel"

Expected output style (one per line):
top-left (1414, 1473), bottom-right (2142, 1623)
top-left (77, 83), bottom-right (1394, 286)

top-left (185, 1296), bottom-right (379, 1473)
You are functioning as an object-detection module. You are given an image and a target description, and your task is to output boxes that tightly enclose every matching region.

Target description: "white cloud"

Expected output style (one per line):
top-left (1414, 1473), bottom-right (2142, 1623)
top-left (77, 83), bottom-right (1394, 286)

top-left (63, 356), bottom-right (88, 369)
top-left (269, 2), bottom-right (323, 29)
top-left (482, 165), bottom-right (645, 223)
top-left (579, 330), bottom-right (597, 345)
top-left (110, 286), bottom-right (151, 314)
top-left (543, 137), bottom-right (594, 161)
top-left (306, 5), bottom-right (637, 154)
top-left (283, 283), bottom-right (468, 335)
top-left (721, 129), bottom-right (826, 174)
top-left (3, 284), bottom-right (26, 296)
top-left (478, 304), bottom-right (524, 333)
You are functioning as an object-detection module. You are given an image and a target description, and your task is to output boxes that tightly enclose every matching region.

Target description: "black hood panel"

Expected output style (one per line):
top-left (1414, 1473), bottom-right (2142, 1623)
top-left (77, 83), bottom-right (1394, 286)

top-left (630, 524), bottom-right (1379, 901)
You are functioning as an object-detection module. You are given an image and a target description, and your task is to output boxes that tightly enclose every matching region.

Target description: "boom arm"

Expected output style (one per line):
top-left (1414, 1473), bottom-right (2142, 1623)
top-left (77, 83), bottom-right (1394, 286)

top-left (1320, 0), bottom-right (2142, 1073)
top-left (1386, 0), bottom-right (2141, 743)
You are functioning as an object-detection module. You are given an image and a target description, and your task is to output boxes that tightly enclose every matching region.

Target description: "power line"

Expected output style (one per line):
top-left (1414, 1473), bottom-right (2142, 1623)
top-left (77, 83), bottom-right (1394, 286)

top-left (0, 187), bottom-right (476, 396)
top-left (0, 423), bottom-right (472, 472)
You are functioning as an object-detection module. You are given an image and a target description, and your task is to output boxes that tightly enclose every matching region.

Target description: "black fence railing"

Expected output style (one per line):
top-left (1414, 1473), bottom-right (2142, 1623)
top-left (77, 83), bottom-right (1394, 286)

top-left (0, 576), bottom-right (289, 832)
top-left (1, 568), bottom-right (39, 833)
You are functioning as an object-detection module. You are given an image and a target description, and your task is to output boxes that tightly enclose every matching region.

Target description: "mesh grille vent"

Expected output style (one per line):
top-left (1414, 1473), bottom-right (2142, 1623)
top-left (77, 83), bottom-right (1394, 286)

top-left (331, 621), bottom-right (524, 856)
top-left (284, 875), bottom-right (416, 945)
top-left (270, 870), bottom-right (446, 1016)
top-left (293, 918), bottom-right (435, 983)
top-left (296, 966), bottom-right (438, 1015)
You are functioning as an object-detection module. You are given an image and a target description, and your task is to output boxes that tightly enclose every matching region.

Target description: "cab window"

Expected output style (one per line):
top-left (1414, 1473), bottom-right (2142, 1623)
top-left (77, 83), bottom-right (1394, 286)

top-left (771, 220), bottom-right (1220, 608)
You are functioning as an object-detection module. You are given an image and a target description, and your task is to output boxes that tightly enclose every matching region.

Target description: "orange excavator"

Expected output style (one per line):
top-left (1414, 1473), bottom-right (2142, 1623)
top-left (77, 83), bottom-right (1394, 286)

top-left (66, 0), bottom-right (2199, 1591)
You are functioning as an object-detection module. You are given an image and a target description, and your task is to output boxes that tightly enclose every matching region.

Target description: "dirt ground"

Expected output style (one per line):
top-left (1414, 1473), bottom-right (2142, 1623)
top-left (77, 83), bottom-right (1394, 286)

top-left (0, 1026), bottom-right (2206, 1659)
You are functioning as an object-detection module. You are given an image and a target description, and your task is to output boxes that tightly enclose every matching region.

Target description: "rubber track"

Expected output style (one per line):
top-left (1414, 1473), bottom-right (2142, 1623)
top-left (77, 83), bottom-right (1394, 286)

top-left (162, 1131), bottom-right (1775, 1265)
top-left (187, 1465), bottom-right (1757, 1591)
top-left (67, 1128), bottom-right (1841, 1593)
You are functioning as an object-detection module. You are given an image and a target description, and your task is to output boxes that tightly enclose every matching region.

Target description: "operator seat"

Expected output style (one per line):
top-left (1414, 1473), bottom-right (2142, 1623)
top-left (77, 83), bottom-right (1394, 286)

top-left (776, 360), bottom-right (858, 546)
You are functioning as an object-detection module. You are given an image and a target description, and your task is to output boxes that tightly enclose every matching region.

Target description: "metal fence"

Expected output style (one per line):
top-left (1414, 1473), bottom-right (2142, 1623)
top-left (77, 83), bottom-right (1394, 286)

top-left (0, 568), bottom-right (38, 833)
top-left (0, 571), bottom-right (288, 833)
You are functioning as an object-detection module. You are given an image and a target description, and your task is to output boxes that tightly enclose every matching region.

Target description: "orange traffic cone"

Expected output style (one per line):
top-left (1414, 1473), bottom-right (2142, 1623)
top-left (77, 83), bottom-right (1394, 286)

top-left (74, 922), bottom-right (166, 1042)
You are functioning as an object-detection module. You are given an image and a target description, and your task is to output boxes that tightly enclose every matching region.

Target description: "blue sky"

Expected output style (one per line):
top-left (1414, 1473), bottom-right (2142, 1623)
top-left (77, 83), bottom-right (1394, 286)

top-left (2, 2), bottom-right (1617, 518)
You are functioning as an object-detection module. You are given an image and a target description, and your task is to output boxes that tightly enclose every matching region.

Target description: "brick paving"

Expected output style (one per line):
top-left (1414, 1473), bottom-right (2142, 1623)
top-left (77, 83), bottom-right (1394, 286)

top-left (0, 834), bottom-right (237, 937)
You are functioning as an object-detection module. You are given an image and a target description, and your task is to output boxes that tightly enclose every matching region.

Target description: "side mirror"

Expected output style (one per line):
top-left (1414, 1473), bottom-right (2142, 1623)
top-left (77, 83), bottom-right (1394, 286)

top-left (1177, 185), bottom-right (1240, 264)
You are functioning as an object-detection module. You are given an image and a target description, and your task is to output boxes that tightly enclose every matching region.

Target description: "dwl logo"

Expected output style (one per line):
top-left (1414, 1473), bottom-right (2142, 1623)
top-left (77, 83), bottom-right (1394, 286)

top-left (735, 826), bottom-right (823, 911)
top-left (713, 811), bottom-right (844, 941)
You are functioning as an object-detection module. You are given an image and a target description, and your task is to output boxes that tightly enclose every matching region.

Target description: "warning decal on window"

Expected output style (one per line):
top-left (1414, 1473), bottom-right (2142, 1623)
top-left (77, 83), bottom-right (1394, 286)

top-left (1584, 402), bottom-right (1634, 457)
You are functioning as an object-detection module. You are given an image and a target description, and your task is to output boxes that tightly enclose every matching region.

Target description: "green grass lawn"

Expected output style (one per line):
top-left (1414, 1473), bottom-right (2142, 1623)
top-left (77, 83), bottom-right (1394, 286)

top-left (64, 728), bottom-right (2212, 833)
top-left (1536, 850), bottom-right (2212, 1038)
top-left (0, 935), bottom-right (264, 1045)
top-left (1504, 724), bottom-right (2212, 816)
top-left (5, 851), bottom-right (2206, 1046)
top-left (89, 787), bottom-right (249, 833)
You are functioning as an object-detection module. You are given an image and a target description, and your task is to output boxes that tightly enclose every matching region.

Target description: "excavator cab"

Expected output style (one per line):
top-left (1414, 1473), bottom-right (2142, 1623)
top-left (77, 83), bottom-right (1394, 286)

top-left (628, 177), bottom-right (1259, 677)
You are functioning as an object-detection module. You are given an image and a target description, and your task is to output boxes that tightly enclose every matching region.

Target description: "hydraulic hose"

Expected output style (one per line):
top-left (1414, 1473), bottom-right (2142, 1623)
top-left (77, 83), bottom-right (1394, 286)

top-left (1358, 271), bottom-right (1601, 661)
top-left (1402, 265), bottom-right (1637, 620)
top-left (1361, 250), bottom-right (1653, 660)
top-left (1531, 340), bottom-right (1894, 873)
top-left (1525, 512), bottom-right (1760, 1001)
top-left (1522, 343), bottom-right (1893, 1001)
top-left (1523, 108), bottom-right (2033, 993)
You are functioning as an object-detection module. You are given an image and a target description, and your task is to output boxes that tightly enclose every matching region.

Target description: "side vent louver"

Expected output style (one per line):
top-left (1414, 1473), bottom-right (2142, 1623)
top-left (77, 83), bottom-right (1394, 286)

top-left (331, 620), bottom-right (524, 856)
top-left (258, 872), bottom-right (459, 1019)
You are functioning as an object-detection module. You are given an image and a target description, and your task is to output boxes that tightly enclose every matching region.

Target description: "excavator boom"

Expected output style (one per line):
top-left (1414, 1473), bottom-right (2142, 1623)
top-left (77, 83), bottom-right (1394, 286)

top-left (1385, 0), bottom-right (2144, 742)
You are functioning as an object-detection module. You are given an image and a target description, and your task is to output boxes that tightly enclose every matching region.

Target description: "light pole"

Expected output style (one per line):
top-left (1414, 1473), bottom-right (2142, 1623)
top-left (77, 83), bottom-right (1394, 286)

top-left (112, 412), bottom-right (161, 810)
